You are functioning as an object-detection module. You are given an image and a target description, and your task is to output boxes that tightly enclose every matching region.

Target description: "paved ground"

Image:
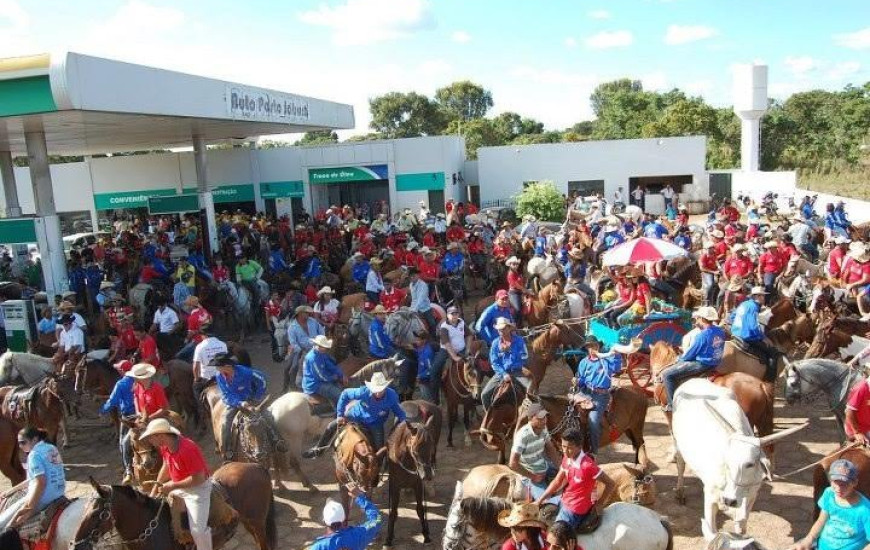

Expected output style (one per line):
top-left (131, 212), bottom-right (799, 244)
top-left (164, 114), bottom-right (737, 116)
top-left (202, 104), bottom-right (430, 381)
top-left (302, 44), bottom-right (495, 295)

top-left (0, 329), bottom-right (839, 550)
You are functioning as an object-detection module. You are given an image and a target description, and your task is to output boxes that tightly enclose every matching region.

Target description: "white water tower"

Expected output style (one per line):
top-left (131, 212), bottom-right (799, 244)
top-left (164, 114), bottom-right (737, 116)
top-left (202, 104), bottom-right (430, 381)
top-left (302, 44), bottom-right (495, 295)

top-left (733, 64), bottom-right (768, 172)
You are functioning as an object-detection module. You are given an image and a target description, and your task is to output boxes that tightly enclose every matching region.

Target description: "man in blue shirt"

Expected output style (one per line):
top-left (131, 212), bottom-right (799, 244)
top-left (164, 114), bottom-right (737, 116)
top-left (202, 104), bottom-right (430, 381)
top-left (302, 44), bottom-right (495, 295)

top-left (603, 224), bottom-right (625, 250)
top-left (572, 337), bottom-right (638, 456)
top-left (643, 218), bottom-right (669, 240)
top-left (481, 318), bottom-right (529, 409)
top-left (213, 354), bottom-right (285, 460)
top-left (304, 248), bottom-right (323, 285)
top-left (731, 286), bottom-right (781, 381)
top-left (302, 335), bottom-right (346, 406)
top-left (441, 242), bottom-right (465, 275)
top-left (351, 253), bottom-right (370, 286)
top-left (100, 362), bottom-right (137, 485)
top-left (303, 372), bottom-right (408, 458)
top-left (285, 306), bottom-right (325, 391)
top-left (309, 487), bottom-right (382, 550)
top-left (800, 195), bottom-right (816, 221)
top-left (268, 244), bottom-right (290, 275)
top-left (475, 290), bottom-right (514, 346)
top-left (659, 307), bottom-right (726, 412)
top-left (368, 305), bottom-right (395, 358)
top-left (408, 268), bottom-right (437, 337)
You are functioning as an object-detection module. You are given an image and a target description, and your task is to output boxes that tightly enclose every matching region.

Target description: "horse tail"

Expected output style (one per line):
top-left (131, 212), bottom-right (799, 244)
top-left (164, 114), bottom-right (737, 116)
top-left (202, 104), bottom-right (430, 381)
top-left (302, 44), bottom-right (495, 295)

top-left (265, 492), bottom-right (277, 549)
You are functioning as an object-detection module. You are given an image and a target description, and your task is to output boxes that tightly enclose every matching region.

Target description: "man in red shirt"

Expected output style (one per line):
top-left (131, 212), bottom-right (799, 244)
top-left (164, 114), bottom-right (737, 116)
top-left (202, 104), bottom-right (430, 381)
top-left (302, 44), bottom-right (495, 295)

top-left (534, 427), bottom-right (614, 530)
top-left (827, 236), bottom-right (850, 280)
top-left (698, 241), bottom-right (720, 306)
top-left (404, 242), bottom-right (422, 269)
top-left (133, 325), bottom-right (162, 370)
top-left (380, 280), bottom-right (407, 312)
top-left (758, 240), bottom-right (785, 303)
top-left (843, 244), bottom-right (870, 319)
top-left (418, 249), bottom-right (440, 284)
top-left (175, 297), bottom-right (212, 362)
top-left (142, 418), bottom-right (212, 550)
top-left (119, 315), bottom-right (139, 358)
top-left (723, 244), bottom-right (754, 280)
top-left (711, 230), bottom-right (729, 262)
top-left (446, 221), bottom-right (465, 243)
top-left (719, 200), bottom-right (741, 223)
top-left (212, 257), bottom-right (229, 284)
top-left (129, 363), bottom-right (170, 423)
top-left (845, 379), bottom-right (870, 445)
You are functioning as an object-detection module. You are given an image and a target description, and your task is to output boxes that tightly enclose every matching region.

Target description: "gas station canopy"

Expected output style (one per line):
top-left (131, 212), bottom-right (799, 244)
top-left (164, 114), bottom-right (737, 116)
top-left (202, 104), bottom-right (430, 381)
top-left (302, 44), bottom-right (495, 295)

top-left (0, 52), bottom-right (355, 155)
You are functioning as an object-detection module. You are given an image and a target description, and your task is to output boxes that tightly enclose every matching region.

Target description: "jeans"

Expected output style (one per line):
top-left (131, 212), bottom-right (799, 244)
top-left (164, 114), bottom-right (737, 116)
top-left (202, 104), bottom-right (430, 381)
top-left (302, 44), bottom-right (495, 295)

top-left (523, 462), bottom-right (559, 502)
top-left (120, 425), bottom-right (133, 475)
top-left (221, 406), bottom-right (240, 456)
top-left (762, 272), bottom-right (777, 305)
top-left (419, 308), bottom-right (438, 339)
top-left (313, 382), bottom-right (343, 407)
top-left (581, 391), bottom-right (611, 455)
top-left (397, 349), bottom-right (417, 396)
top-left (314, 420), bottom-right (386, 451)
top-left (650, 278), bottom-right (677, 303)
top-left (241, 280), bottom-right (260, 311)
top-left (661, 361), bottom-right (715, 409)
top-left (800, 242), bottom-right (819, 263)
top-left (425, 348), bottom-right (455, 404)
top-left (173, 481), bottom-right (213, 550)
top-left (556, 506), bottom-right (590, 532)
top-left (283, 348), bottom-right (307, 391)
top-left (175, 340), bottom-right (196, 362)
top-left (481, 374), bottom-right (530, 409)
top-left (509, 290), bottom-right (524, 327)
top-left (701, 273), bottom-right (717, 306)
top-left (366, 290), bottom-right (380, 304)
top-left (603, 303), bottom-right (630, 326)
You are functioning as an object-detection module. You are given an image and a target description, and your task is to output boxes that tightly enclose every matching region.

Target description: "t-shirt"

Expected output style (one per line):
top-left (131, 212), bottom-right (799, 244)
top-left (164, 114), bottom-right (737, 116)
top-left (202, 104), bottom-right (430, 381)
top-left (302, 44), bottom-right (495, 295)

top-left (818, 487), bottom-right (870, 550)
top-left (193, 337), bottom-right (228, 380)
top-left (59, 325), bottom-right (85, 352)
top-left (152, 307), bottom-right (179, 333)
top-left (160, 437), bottom-right (209, 483)
top-left (27, 441), bottom-right (66, 510)
top-left (560, 452), bottom-right (601, 514)
top-left (133, 382), bottom-right (170, 416)
top-left (846, 381), bottom-right (870, 437)
top-left (511, 423), bottom-right (550, 475)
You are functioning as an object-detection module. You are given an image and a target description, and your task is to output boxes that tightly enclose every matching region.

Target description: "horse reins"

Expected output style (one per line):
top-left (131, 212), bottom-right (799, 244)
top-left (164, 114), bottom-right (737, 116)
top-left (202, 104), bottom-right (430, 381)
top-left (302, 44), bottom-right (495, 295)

top-left (71, 488), bottom-right (167, 548)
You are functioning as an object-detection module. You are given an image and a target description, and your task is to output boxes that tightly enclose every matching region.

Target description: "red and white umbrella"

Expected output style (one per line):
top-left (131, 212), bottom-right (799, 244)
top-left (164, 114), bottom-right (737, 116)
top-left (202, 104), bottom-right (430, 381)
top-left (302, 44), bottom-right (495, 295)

top-left (601, 237), bottom-right (688, 266)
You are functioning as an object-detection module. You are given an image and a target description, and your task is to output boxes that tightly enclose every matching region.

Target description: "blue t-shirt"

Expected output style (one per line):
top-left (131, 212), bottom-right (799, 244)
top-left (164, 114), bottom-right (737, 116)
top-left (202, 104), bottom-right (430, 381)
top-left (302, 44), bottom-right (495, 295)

top-left (818, 487), bottom-right (870, 550)
top-left (27, 440), bottom-right (66, 510)
top-left (37, 318), bottom-right (56, 335)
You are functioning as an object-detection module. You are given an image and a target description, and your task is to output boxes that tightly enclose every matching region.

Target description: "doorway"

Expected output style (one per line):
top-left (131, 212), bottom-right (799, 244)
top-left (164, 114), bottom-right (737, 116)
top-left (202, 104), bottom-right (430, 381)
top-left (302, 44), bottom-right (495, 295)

top-left (428, 190), bottom-right (445, 214)
top-left (325, 181), bottom-right (390, 217)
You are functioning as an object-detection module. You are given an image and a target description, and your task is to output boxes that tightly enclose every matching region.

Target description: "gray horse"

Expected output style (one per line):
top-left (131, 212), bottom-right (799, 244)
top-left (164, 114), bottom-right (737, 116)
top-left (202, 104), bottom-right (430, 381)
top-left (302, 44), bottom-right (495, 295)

top-left (784, 358), bottom-right (864, 442)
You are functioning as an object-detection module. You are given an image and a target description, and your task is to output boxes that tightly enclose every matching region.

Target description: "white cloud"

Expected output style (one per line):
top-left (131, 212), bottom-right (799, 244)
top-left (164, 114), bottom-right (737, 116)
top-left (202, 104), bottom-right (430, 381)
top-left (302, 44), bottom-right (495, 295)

top-left (563, 37), bottom-right (577, 48)
top-left (587, 9), bottom-right (611, 19)
top-left (684, 79), bottom-right (714, 97)
top-left (641, 71), bottom-right (668, 91)
top-left (0, 0), bottom-right (28, 27)
top-left (451, 30), bottom-right (471, 44)
top-left (828, 61), bottom-right (861, 80)
top-left (834, 27), bottom-right (870, 50)
top-left (417, 59), bottom-right (451, 78)
top-left (664, 24), bottom-right (718, 45)
top-left (585, 30), bottom-right (633, 49)
top-left (299, 0), bottom-right (435, 46)
top-left (784, 55), bottom-right (816, 77)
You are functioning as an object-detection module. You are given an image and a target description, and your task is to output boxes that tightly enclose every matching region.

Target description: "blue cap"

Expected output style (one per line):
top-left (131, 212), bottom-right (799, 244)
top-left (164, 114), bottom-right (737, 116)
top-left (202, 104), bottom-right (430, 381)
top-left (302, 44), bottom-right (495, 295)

top-left (829, 459), bottom-right (858, 483)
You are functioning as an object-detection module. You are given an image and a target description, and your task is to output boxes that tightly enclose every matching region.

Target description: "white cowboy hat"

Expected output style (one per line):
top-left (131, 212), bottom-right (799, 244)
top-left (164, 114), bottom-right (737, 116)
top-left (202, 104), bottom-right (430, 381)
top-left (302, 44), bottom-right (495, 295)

top-left (692, 306), bottom-right (720, 322)
top-left (763, 240), bottom-right (779, 249)
top-left (712, 230), bottom-right (725, 239)
top-left (702, 240), bottom-right (714, 249)
top-left (140, 418), bottom-right (180, 439)
top-left (612, 338), bottom-right (642, 355)
top-left (317, 286), bottom-right (334, 297)
top-left (420, 246), bottom-right (432, 254)
top-left (372, 305), bottom-right (389, 315)
top-left (494, 317), bottom-right (515, 330)
top-left (126, 363), bottom-right (157, 380)
top-left (311, 335), bottom-right (333, 349)
top-left (849, 241), bottom-right (866, 253)
top-left (365, 372), bottom-right (392, 393)
top-left (750, 286), bottom-right (768, 295)
top-left (505, 256), bottom-right (520, 266)
top-left (834, 235), bottom-right (851, 245)
top-left (406, 241), bottom-right (419, 251)
top-left (605, 223), bottom-right (620, 232)
top-left (447, 242), bottom-right (459, 249)
top-left (352, 252), bottom-right (364, 259)
top-left (731, 243), bottom-right (745, 253)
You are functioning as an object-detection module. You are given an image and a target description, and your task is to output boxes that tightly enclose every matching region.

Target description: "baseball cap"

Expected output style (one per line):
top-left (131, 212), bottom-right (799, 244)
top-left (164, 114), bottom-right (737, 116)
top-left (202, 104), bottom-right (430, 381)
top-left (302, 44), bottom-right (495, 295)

top-left (495, 289), bottom-right (508, 300)
top-left (829, 459), bottom-right (858, 483)
top-left (322, 498), bottom-right (346, 525)
top-left (526, 402), bottom-right (548, 419)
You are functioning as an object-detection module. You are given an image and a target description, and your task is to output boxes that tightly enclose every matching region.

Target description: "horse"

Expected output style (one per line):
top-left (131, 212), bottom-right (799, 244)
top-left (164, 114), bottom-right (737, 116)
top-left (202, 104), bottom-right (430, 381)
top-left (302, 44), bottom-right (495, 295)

top-left (0, 416), bottom-right (24, 484)
top-left (214, 281), bottom-right (254, 340)
top-left (784, 358), bottom-right (863, 443)
top-left (443, 482), bottom-right (673, 550)
top-left (385, 307), bottom-right (428, 346)
top-left (650, 342), bottom-right (777, 463)
top-left (384, 415), bottom-right (438, 548)
top-left (525, 254), bottom-right (561, 293)
top-left (443, 356), bottom-right (483, 448)
top-left (525, 321), bottom-right (587, 390)
top-left (0, 351), bottom-right (55, 387)
top-left (523, 280), bottom-right (565, 327)
top-left (399, 399), bottom-right (442, 464)
top-left (28, 334), bottom-right (56, 358)
top-left (765, 297), bottom-right (799, 331)
top-left (0, 378), bottom-right (69, 450)
top-left (0, 495), bottom-right (90, 550)
top-left (72, 462), bottom-right (276, 550)
top-left (203, 386), bottom-right (289, 491)
top-left (715, 339), bottom-right (788, 382)
top-left (128, 282), bottom-right (156, 327)
top-left (803, 314), bottom-right (855, 360)
top-left (162, 359), bottom-right (202, 433)
top-left (333, 423), bottom-right (380, 514)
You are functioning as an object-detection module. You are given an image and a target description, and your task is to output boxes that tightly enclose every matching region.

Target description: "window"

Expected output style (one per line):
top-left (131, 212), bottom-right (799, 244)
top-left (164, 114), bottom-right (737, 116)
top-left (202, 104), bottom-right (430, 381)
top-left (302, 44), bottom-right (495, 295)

top-left (568, 180), bottom-right (604, 197)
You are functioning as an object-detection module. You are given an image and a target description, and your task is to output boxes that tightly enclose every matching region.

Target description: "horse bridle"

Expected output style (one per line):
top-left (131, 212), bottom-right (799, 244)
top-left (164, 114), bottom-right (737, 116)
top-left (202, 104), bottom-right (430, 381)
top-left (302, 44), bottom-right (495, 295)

top-left (788, 363), bottom-right (861, 411)
top-left (448, 358), bottom-right (478, 400)
top-left (396, 424), bottom-right (432, 479)
top-left (70, 487), bottom-right (167, 548)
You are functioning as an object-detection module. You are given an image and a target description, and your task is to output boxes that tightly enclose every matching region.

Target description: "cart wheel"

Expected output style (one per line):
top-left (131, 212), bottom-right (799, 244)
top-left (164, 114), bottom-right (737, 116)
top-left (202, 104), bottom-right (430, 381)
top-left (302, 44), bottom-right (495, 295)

top-left (626, 352), bottom-right (654, 396)
top-left (638, 321), bottom-right (688, 349)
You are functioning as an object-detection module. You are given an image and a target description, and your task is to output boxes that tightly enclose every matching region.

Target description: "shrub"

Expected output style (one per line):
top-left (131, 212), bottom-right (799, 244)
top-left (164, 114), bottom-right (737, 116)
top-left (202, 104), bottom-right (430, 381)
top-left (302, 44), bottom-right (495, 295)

top-left (514, 181), bottom-right (566, 222)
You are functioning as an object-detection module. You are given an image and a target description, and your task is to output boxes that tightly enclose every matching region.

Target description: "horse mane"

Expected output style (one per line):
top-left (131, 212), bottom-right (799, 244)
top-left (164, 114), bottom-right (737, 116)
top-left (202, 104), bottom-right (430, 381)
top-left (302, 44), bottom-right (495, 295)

top-left (349, 357), bottom-right (397, 384)
top-left (530, 327), bottom-right (559, 355)
top-left (459, 496), bottom-right (512, 532)
top-left (110, 484), bottom-right (163, 512)
top-left (387, 421), bottom-right (430, 464)
top-left (649, 341), bottom-right (678, 374)
top-left (0, 351), bottom-right (53, 385)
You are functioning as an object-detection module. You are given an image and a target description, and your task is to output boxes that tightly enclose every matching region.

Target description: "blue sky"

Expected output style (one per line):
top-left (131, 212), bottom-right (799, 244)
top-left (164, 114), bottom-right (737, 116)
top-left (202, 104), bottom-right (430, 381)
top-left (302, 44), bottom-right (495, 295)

top-left (2, 0), bottom-right (868, 136)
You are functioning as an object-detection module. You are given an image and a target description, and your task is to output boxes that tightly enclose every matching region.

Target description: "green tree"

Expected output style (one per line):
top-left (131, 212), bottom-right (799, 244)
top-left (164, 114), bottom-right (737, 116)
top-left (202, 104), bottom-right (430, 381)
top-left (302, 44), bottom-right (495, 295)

top-left (514, 181), bottom-right (565, 222)
top-left (446, 118), bottom-right (502, 159)
top-left (641, 98), bottom-right (720, 139)
top-left (369, 92), bottom-right (447, 138)
top-left (492, 111), bottom-right (544, 142)
top-left (294, 130), bottom-right (338, 146)
top-left (590, 79), bottom-right (644, 118)
top-left (590, 80), bottom-right (662, 140)
top-left (435, 80), bottom-right (494, 122)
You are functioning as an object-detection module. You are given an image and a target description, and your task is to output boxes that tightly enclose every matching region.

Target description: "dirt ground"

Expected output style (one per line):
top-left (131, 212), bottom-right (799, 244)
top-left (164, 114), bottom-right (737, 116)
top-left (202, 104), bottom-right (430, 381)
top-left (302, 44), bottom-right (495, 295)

top-left (0, 327), bottom-right (840, 550)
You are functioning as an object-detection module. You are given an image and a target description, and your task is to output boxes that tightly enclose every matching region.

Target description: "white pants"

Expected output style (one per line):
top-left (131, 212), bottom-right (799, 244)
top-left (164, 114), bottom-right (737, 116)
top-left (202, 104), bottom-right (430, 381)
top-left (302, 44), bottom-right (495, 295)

top-left (172, 480), bottom-right (212, 550)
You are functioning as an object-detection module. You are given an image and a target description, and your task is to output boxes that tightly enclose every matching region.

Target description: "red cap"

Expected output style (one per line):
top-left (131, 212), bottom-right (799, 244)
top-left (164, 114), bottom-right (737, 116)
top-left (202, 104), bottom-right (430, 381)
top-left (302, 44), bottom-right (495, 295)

top-left (495, 290), bottom-right (508, 299)
top-left (114, 360), bottom-right (133, 373)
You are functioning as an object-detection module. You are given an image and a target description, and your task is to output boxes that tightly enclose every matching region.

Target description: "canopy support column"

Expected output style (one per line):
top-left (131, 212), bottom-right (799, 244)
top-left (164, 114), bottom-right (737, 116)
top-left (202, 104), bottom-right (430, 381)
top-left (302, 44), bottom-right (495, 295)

top-left (24, 131), bottom-right (67, 296)
top-left (193, 135), bottom-right (218, 258)
top-left (0, 151), bottom-right (22, 217)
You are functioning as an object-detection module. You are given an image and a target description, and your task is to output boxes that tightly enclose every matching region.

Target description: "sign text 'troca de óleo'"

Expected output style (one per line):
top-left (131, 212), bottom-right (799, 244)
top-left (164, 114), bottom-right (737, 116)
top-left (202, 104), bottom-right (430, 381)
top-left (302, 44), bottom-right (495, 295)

top-left (226, 85), bottom-right (310, 124)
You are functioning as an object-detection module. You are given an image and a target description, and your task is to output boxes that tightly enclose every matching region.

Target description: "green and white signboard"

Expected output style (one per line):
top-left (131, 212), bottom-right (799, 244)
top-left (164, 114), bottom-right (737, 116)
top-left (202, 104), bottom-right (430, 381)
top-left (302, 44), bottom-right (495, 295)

top-left (309, 164), bottom-right (388, 185)
top-left (182, 184), bottom-right (255, 204)
top-left (148, 194), bottom-right (200, 215)
top-left (260, 180), bottom-right (304, 199)
top-left (94, 188), bottom-right (178, 211)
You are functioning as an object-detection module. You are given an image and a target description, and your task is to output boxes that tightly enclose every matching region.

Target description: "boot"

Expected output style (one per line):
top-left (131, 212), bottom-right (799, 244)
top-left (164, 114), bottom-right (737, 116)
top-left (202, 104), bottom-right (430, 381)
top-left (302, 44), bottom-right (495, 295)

top-left (303, 422), bottom-right (338, 459)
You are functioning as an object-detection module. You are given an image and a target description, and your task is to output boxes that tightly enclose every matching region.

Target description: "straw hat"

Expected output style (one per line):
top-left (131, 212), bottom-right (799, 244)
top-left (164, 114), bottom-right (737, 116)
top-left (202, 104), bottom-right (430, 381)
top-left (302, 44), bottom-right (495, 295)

top-left (728, 276), bottom-right (745, 292)
top-left (712, 230), bottom-right (725, 239)
top-left (702, 241), bottom-right (714, 249)
top-left (851, 246), bottom-right (870, 263)
top-left (505, 256), bottom-right (520, 266)
top-left (372, 305), bottom-right (389, 315)
top-left (59, 300), bottom-right (75, 312)
top-left (731, 243), bottom-right (745, 253)
top-left (370, 258), bottom-right (383, 265)
top-left (693, 306), bottom-right (720, 322)
top-left (834, 235), bottom-right (851, 245)
top-left (448, 242), bottom-right (459, 250)
top-left (295, 305), bottom-right (313, 316)
top-left (127, 363), bottom-right (157, 380)
top-left (497, 502), bottom-right (547, 529)
top-left (365, 372), bottom-right (392, 393)
top-left (764, 240), bottom-right (779, 249)
top-left (99, 281), bottom-right (115, 290)
top-left (494, 317), bottom-right (515, 330)
top-left (311, 335), bottom-right (333, 349)
top-left (140, 418), bottom-right (180, 439)
top-left (612, 338), bottom-right (642, 355)
top-left (317, 286), bottom-right (334, 297)
top-left (750, 286), bottom-right (768, 296)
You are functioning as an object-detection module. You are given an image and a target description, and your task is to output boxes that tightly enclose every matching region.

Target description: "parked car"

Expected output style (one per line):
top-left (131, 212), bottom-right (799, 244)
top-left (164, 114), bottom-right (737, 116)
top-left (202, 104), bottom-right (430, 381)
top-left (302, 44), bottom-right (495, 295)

top-left (63, 231), bottom-right (110, 257)
top-left (479, 206), bottom-right (518, 226)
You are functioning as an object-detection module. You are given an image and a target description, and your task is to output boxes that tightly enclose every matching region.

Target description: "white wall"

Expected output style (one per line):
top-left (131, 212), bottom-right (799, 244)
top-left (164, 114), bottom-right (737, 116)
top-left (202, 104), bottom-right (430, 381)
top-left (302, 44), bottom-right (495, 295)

top-left (90, 153), bottom-right (182, 193)
top-left (477, 136), bottom-right (708, 205)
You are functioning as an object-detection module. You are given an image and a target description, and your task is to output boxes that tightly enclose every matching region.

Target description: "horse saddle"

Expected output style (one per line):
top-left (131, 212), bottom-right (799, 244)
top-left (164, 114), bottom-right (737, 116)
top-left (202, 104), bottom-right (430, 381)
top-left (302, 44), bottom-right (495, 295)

top-left (169, 482), bottom-right (239, 547)
top-left (306, 394), bottom-right (335, 418)
top-left (727, 339), bottom-right (767, 366)
top-left (334, 423), bottom-right (373, 468)
top-left (16, 496), bottom-right (71, 549)
top-left (2, 386), bottom-right (39, 423)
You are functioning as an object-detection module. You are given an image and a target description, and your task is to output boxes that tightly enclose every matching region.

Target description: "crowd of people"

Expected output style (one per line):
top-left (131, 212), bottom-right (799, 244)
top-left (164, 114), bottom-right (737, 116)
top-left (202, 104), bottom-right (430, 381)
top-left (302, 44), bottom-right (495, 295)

top-left (0, 188), bottom-right (869, 550)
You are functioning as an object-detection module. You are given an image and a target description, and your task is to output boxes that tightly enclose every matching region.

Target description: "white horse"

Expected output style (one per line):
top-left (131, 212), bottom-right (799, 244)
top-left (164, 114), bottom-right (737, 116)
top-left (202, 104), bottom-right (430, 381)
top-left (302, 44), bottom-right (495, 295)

top-left (128, 282), bottom-right (154, 327)
top-left (525, 254), bottom-right (561, 291)
top-left (217, 280), bottom-right (254, 335)
top-left (0, 495), bottom-right (88, 549)
top-left (0, 351), bottom-right (54, 386)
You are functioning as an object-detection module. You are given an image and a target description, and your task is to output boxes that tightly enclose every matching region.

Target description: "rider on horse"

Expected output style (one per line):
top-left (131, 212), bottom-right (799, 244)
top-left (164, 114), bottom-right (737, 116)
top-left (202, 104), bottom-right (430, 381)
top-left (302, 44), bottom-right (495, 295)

top-left (100, 360), bottom-right (137, 484)
top-left (302, 335), bottom-right (346, 406)
top-left (475, 290), bottom-right (514, 347)
top-left (212, 354), bottom-right (286, 461)
top-left (54, 313), bottom-right (85, 372)
top-left (658, 306), bottom-right (725, 413)
top-left (731, 286), bottom-right (781, 381)
top-left (481, 317), bottom-right (529, 410)
top-left (175, 296), bottom-right (212, 362)
top-left (284, 305), bottom-right (325, 392)
top-left (303, 372), bottom-right (407, 459)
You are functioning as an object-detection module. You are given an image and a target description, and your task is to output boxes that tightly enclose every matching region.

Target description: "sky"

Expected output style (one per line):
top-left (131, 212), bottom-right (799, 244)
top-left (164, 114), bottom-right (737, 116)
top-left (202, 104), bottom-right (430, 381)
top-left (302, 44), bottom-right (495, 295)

top-left (1, 0), bottom-right (868, 139)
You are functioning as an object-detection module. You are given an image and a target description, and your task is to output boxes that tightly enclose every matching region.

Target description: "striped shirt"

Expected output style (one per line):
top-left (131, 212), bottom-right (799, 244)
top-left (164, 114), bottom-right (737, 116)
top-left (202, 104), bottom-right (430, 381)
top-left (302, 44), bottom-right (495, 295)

top-left (510, 423), bottom-right (550, 475)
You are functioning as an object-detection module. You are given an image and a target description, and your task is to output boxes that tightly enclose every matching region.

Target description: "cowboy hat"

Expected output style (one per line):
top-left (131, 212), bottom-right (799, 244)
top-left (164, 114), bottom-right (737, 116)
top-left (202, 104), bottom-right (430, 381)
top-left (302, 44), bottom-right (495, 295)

top-left (849, 241), bottom-right (866, 253)
top-left (497, 502), bottom-right (547, 529)
top-left (612, 338), bottom-right (642, 355)
top-left (365, 372), bottom-right (392, 393)
top-left (764, 240), bottom-right (779, 249)
top-left (317, 286), bottom-right (334, 296)
top-left (311, 335), bottom-right (333, 349)
top-left (569, 248), bottom-right (584, 259)
top-left (834, 235), bottom-right (851, 245)
top-left (295, 305), bottom-right (314, 315)
top-left (712, 230), bottom-right (725, 239)
top-left (851, 247), bottom-right (870, 263)
top-left (370, 258), bottom-right (383, 265)
top-left (372, 305), bottom-right (389, 315)
top-left (505, 256), bottom-right (520, 266)
top-left (447, 242), bottom-right (459, 249)
top-left (127, 363), bottom-right (157, 380)
top-left (728, 276), bottom-right (745, 292)
top-left (750, 286), bottom-right (768, 295)
top-left (494, 317), bottom-right (515, 330)
top-left (678, 204), bottom-right (688, 211)
top-left (99, 281), bottom-right (114, 290)
top-left (59, 300), bottom-right (75, 311)
top-left (140, 418), bottom-right (180, 439)
top-left (731, 243), bottom-right (745, 253)
top-left (702, 240), bottom-right (714, 249)
top-left (604, 223), bottom-right (620, 232)
top-left (406, 241), bottom-right (419, 251)
top-left (421, 247), bottom-right (433, 255)
top-left (693, 306), bottom-right (720, 322)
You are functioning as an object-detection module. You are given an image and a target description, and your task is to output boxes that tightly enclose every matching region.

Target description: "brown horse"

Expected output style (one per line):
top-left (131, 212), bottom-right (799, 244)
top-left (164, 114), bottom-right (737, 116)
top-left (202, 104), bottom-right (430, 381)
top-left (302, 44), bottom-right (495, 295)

top-left (334, 423), bottom-right (380, 513)
top-left (804, 313), bottom-right (855, 359)
top-left (0, 416), bottom-right (24, 484)
top-left (0, 378), bottom-right (68, 448)
top-left (443, 356), bottom-right (483, 448)
top-left (163, 359), bottom-right (202, 432)
top-left (339, 293), bottom-right (367, 324)
top-left (125, 411), bottom-right (187, 489)
top-left (650, 342), bottom-right (777, 461)
top-left (766, 297), bottom-right (799, 330)
top-left (526, 321), bottom-right (586, 390)
top-left (812, 446), bottom-right (870, 520)
top-left (75, 462), bottom-right (276, 550)
top-left (384, 416), bottom-right (438, 548)
top-left (523, 280), bottom-right (564, 327)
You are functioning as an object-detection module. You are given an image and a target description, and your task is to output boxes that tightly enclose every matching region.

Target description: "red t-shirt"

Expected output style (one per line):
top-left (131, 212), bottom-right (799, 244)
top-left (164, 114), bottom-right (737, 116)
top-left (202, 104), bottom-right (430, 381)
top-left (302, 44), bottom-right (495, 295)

top-left (560, 453), bottom-right (601, 514)
top-left (493, 243), bottom-right (512, 260)
top-left (699, 252), bottom-right (718, 272)
top-left (447, 226), bottom-right (465, 242)
top-left (419, 260), bottom-right (439, 282)
top-left (617, 283), bottom-right (635, 303)
top-left (134, 382), bottom-right (170, 416)
top-left (829, 247), bottom-right (847, 279)
top-left (501, 535), bottom-right (550, 550)
top-left (187, 308), bottom-right (212, 333)
top-left (160, 437), bottom-right (209, 482)
top-left (723, 256), bottom-right (754, 278)
top-left (212, 265), bottom-right (229, 283)
top-left (138, 335), bottom-right (162, 368)
top-left (846, 382), bottom-right (870, 436)
top-left (759, 252), bottom-right (784, 274)
top-left (507, 270), bottom-right (525, 292)
top-left (635, 282), bottom-right (651, 308)
top-left (404, 251), bottom-right (421, 268)
top-left (422, 233), bottom-right (437, 248)
top-left (263, 300), bottom-right (281, 319)
top-left (380, 289), bottom-right (406, 312)
top-left (713, 241), bottom-right (729, 260)
top-left (468, 240), bottom-right (485, 254)
top-left (844, 258), bottom-right (870, 285)
top-left (120, 328), bottom-right (139, 354)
